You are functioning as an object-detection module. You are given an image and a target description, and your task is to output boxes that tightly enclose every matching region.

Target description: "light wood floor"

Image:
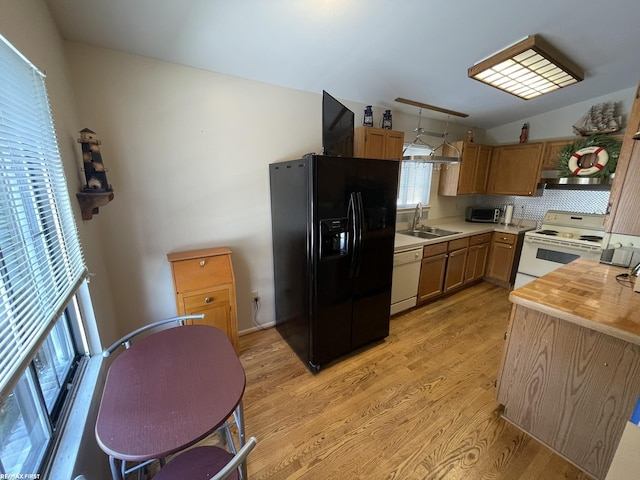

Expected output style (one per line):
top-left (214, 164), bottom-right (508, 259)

top-left (234, 281), bottom-right (592, 480)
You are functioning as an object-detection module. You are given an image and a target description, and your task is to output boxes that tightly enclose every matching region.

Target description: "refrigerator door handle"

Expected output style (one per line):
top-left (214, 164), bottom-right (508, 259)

top-left (348, 192), bottom-right (364, 278)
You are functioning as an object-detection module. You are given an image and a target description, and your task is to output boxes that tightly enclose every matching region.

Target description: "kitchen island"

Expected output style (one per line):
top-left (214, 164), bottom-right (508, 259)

top-left (497, 258), bottom-right (640, 480)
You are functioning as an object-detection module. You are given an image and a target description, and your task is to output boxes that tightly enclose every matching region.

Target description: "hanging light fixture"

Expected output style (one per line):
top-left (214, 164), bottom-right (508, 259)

top-left (468, 35), bottom-right (583, 100)
top-left (402, 108), bottom-right (460, 164)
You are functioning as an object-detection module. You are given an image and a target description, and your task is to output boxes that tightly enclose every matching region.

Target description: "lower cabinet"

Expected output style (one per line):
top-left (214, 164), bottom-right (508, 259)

top-left (443, 237), bottom-right (469, 293)
top-left (417, 242), bottom-right (447, 303)
top-left (418, 236), bottom-right (480, 304)
top-left (485, 232), bottom-right (518, 287)
top-left (498, 305), bottom-right (640, 480)
top-left (465, 233), bottom-right (491, 284)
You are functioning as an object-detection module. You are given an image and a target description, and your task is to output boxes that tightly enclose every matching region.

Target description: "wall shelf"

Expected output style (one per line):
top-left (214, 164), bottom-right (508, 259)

top-left (76, 191), bottom-right (114, 220)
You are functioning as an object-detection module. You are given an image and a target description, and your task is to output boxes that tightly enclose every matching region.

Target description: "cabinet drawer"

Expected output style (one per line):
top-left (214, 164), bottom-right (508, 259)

top-left (182, 287), bottom-right (230, 310)
top-left (448, 237), bottom-right (469, 251)
top-left (171, 254), bottom-right (233, 293)
top-left (423, 242), bottom-right (448, 257)
top-left (469, 232), bottom-right (492, 246)
top-left (492, 232), bottom-right (516, 245)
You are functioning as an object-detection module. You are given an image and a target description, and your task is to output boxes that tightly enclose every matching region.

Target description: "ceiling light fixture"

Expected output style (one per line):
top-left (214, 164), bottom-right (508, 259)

top-left (468, 34), bottom-right (583, 100)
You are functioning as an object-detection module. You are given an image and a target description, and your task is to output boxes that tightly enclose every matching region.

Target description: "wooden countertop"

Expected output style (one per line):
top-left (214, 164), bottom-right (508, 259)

top-left (509, 258), bottom-right (640, 345)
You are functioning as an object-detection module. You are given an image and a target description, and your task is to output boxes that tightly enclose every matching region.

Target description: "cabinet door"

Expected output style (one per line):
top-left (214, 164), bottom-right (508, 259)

top-left (486, 241), bottom-right (515, 282)
top-left (487, 143), bottom-right (544, 195)
top-left (465, 243), bottom-right (489, 284)
top-left (606, 81), bottom-right (640, 235)
top-left (472, 145), bottom-right (492, 194)
top-left (444, 248), bottom-right (468, 292)
top-left (385, 130), bottom-right (405, 160)
top-left (179, 285), bottom-right (237, 350)
top-left (541, 139), bottom-right (572, 170)
top-left (498, 306), bottom-right (640, 480)
top-left (456, 143), bottom-right (479, 194)
top-left (418, 254), bottom-right (446, 303)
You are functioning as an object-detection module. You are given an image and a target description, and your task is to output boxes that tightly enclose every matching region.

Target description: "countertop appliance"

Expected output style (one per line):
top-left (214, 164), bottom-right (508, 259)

top-left (269, 155), bottom-right (399, 373)
top-left (465, 206), bottom-right (500, 223)
top-left (390, 247), bottom-right (422, 315)
top-left (515, 210), bottom-right (605, 288)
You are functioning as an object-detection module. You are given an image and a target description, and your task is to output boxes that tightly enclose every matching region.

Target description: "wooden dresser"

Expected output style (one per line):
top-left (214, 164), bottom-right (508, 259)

top-left (167, 247), bottom-right (239, 353)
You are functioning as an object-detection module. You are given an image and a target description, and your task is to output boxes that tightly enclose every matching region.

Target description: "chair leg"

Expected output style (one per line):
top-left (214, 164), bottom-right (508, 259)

top-left (234, 400), bottom-right (247, 480)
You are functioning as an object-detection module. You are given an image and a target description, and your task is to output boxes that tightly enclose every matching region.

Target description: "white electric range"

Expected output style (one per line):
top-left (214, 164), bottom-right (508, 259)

top-left (515, 210), bottom-right (605, 288)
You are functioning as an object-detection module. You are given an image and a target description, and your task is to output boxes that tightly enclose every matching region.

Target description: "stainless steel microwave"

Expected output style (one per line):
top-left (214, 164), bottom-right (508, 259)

top-left (466, 206), bottom-right (500, 223)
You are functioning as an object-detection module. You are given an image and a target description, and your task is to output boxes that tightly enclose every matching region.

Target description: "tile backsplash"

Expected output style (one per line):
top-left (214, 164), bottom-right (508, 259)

top-left (474, 188), bottom-right (610, 229)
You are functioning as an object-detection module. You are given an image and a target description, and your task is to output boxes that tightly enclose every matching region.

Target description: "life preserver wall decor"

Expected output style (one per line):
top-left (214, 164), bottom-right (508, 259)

top-left (557, 134), bottom-right (621, 178)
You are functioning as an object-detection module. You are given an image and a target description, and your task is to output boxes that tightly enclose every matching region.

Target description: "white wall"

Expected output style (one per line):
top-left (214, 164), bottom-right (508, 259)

top-left (487, 86), bottom-right (637, 143)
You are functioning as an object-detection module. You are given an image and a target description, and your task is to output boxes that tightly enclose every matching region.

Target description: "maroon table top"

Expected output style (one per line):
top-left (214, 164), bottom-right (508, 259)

top-left (95, 325), bottom-right (246, 462)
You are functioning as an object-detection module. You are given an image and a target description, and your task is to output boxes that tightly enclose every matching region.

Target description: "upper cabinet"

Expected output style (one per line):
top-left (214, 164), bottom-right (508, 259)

top-left (540, 139), bottom-right (574, 171)
top-left (439, 141), bottom-right (492, 195)
top-left (605, 80), bottom-right (640, 235)
top-left (486, 142), bottom-right (544, 196)
top-left (354, 126), bottom-right (404, 160)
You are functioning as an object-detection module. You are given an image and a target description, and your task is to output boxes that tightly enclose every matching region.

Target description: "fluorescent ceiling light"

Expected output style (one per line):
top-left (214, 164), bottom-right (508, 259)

top-left (468, 35), bottom-right (583, 100)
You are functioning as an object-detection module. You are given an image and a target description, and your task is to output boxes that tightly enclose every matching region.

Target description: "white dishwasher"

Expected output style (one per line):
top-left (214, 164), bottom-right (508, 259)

top-left (390, 247), bottom-right (422, 315)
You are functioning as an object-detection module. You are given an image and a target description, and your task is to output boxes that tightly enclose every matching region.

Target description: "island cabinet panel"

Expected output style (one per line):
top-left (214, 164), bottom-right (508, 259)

top-left (498, 305), bottom-right (640, 480)
top-left (606, 80), bottom-right (640, 235)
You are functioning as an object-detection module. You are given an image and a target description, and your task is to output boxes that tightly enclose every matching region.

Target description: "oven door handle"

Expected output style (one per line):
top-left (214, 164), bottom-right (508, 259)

top-left (524, 236), bottom-right (602, 253)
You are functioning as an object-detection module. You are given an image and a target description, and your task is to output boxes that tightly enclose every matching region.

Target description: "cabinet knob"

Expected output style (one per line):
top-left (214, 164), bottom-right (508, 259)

top-left (199, 260), bottom-right (206, 267)
top-left (205, 297), bottom-right (212, 304)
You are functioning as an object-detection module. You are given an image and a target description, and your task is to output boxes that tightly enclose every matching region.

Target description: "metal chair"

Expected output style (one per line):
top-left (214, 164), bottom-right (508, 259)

top-left (102, 314), bottom-right (207, 479)
top-left (153, 436), bottom-right (258, 480)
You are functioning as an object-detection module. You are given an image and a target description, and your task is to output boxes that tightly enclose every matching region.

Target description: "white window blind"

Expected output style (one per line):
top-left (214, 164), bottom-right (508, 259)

top-left (0, 35), bottom-right (87, 395)
top-left (397, 144), bottom-right (433, 208)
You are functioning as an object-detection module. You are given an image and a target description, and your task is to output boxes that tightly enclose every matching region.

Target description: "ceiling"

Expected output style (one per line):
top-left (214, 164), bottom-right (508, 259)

top-left (45, 0), bottom-right (640, 129)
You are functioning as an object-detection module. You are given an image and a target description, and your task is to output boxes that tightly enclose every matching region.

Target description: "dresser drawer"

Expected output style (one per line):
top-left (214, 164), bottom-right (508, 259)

top-left (448, 237), bottom-right (470, 251)
top-left (171, 254), bottom-right (233, 293)
top-left (469, 232), bottom-right (492, 246)
top-left (182, 287), bottom-right (230, 310)
top-left (492, 232), bottom-right (517, 245)
top-left (423, 242), bottom-right (448, 257)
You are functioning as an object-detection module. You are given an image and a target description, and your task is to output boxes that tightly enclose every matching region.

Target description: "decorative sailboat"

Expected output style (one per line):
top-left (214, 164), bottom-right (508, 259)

top-left (573, 102), bottom-right (622, 136)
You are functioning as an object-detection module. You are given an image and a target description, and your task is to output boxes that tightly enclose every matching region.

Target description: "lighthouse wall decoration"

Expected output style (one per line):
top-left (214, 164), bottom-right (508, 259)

top-left (78, 128), bottom-right (112, 192)
top-left (75, 128), bottom-right (114, 220)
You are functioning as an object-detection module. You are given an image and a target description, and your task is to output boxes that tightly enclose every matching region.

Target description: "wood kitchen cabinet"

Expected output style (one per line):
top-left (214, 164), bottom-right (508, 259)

top-left (485, 232), bottom-right (519, 287)
top-left (354, 126), bottom-right (404, 160)
top-left (498, 303), bottom-right (640, 480)
top-left (606, 80), bottom-right (640, 235)
top-left (464, 233), bottom-right (491, 284)
top-left (540, 139), bottom-right (573, 171)
top-left (487, 142), bottom-right (544, 196)
top-left (417, 242), bottom-right (447, 303)
top-left (417, 237), bottom-right (470, 303)
top-left (443, 237), bottom-right (469, 292)
top-left (167, 247), bottom-right (239, 353)
top-left (439, 142), bottom-right (492, 195)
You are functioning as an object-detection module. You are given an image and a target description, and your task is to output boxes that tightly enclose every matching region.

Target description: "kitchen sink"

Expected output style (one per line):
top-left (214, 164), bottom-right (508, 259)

top-left (398, 227), bottom-right (461, 239)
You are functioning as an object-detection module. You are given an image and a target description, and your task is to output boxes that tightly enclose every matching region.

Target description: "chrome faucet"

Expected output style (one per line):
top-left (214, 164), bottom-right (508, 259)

top-left (412, 202), bottom-right (423, 230)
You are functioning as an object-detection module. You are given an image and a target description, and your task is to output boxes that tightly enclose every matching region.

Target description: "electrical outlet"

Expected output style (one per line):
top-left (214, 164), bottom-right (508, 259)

top-left (251, 290), bottom-right (260, 302)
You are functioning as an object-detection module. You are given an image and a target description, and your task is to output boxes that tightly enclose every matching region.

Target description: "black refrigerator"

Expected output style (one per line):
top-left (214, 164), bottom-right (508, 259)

top-left (269, 155), bottom-right (399, 372)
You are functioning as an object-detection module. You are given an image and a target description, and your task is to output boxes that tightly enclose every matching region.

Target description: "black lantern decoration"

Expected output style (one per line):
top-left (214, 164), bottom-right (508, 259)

top-left (78, 128), bottom-right (112, 192)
